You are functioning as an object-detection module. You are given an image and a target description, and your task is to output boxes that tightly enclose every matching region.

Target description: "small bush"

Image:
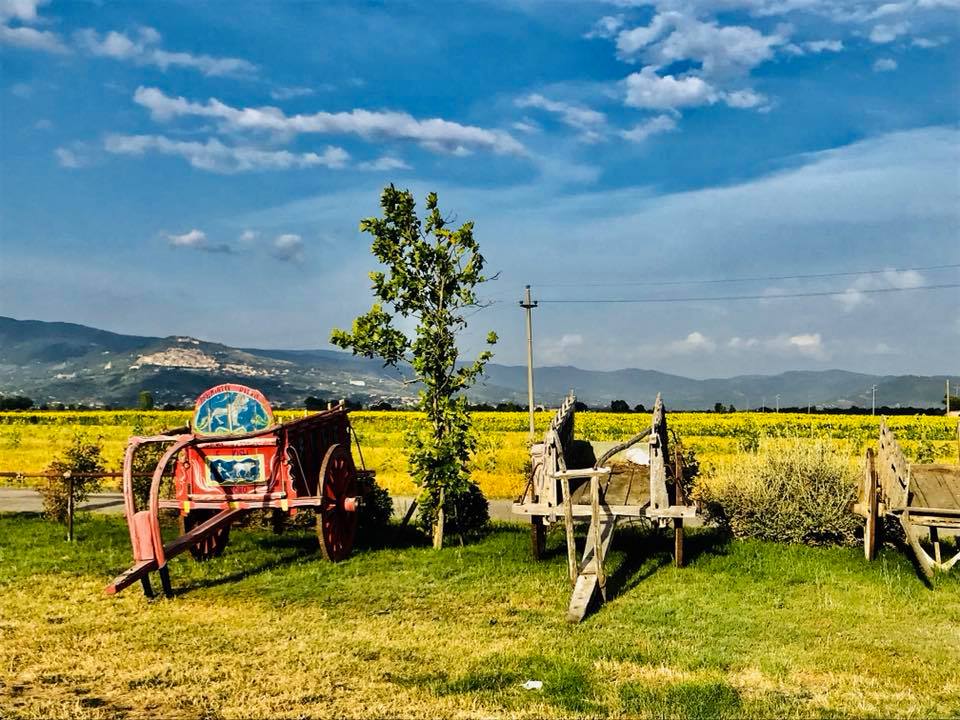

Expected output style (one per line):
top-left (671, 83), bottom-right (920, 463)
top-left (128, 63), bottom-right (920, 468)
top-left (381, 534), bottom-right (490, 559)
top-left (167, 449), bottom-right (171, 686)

top-left (358, 476), bottom-right (394, 532)
top-left (416, 481), bottom-right (489, 540)
top-left (695, 438), bottom-right (860, 546)
top-left (38, 432), bottom-right (106, 522)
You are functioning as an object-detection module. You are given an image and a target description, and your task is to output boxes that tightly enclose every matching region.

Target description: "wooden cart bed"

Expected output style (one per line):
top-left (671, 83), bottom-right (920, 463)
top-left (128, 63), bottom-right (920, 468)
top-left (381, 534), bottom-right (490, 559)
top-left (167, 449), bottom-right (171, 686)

top-left (857, 421), bottom-right (960, 577)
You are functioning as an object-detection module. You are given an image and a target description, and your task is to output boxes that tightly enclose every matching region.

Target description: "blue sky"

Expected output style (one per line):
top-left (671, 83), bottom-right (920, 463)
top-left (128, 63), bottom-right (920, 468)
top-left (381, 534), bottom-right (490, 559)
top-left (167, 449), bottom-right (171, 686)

top-left (1, 0), bottom-right (958, 377)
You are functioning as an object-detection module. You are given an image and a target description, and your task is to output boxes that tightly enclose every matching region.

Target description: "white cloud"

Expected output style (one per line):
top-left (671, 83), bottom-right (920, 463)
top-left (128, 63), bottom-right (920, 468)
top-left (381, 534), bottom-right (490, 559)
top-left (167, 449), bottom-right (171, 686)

top-left (511, 120), bottom-right (540, 134)
top-left (76, 27), bottom-right (257, 77)
top-left (0, 0), bottom-right (66, 53)
top-left (358, 155), bottom-right (411, 171)
top-left (585, 14), bottom-right (625, 39)
top-left (835, 268), bottom-right (924, 310)
top-left (167, 229), bottom-right (206, 248)
top-left (868, 21), bottom-right (910, 42)
top-left (616, 12), bottom-right (786, 76)
top-left (539, 333), bottom-right (584, 364)
top-left (785, 333), bottom-right (825, 357)
top-left (132, 86), bottom-right (526, 156)
top-left (516, 93), bottom-right (606, 131)
top-left (166, 228), bottom-right (232, 253)
top-left (269, 86), bottom-right (316, 101)
top-left (239, 229), bottom-right (259, 243)
top-left (729, 332), bottom-right (828, 359)
top-left (104, 134), bottom-right (350, 174)
top-left (873, 57), bottom-right (898, 71)
top-left (723, 88), bottom-right (768, 108)
top-left (271, 234), bottom-right (304, 263)
top-left (666, 331), bottom-right (716, 354)
top-left (624, 67), bottom-right (719, 109)
top-left (912, 36), bottom-right (950, 47)
top-left (54, 147), bottom-right (82, 168)
top-left (620, 113), bottom-right (677, 142)
top-left (803, 39), bottom-right (844, 52)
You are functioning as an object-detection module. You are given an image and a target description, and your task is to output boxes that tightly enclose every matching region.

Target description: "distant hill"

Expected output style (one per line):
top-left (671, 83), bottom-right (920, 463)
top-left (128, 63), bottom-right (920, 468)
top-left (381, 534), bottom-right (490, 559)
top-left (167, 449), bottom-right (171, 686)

top-left (0, 316), bottom-right (951, 409)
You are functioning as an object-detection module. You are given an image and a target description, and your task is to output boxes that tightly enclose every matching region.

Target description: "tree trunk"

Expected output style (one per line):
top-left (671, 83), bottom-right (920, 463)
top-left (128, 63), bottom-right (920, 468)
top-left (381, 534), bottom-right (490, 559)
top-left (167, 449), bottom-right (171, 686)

top-left (433, 487), bottom-right (445, 550)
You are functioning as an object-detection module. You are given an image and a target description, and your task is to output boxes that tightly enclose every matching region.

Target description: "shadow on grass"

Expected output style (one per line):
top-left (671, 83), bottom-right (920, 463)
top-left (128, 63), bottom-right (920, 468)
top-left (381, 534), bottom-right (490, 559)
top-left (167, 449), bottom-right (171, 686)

top-left (594, 524), bottom-right (732, 604)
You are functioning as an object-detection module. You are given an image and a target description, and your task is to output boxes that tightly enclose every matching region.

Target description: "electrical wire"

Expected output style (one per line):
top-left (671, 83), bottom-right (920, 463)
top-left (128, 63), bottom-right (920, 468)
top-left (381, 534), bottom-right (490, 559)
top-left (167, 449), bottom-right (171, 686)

top-left (530, 262), bottom-right (960, 288)
top-left (536, 282), bottom-right (960, 305)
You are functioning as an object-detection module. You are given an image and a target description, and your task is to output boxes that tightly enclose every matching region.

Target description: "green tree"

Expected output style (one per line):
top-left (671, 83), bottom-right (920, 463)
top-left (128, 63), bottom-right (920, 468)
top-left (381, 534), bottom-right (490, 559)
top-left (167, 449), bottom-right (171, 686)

top-left (137, 390), bottom-right (154, 410)
top-left (38, 432), bottom-right (106, 525)
top-left (331, 186), bottom-right (497, 549)
top-left (610, 399), bottom-right (631, 413)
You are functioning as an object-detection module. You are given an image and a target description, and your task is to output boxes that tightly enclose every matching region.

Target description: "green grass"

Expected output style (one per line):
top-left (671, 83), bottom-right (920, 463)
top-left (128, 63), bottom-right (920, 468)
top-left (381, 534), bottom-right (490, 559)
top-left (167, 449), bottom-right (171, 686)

top-left (1, 513), bottom-right (959, 718)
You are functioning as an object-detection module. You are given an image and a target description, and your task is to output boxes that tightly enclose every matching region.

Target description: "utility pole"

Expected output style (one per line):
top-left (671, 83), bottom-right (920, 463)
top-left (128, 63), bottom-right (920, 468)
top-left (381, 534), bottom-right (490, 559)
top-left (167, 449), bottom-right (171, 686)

top-left (947, 379), bottom-right (951, 415)
top-left (520, 285), bottom-right (538, 440)
top-left (761, 396), bottom-right (766, 413)
top-left (775, 394), bottom-right (780, 413)
top-left (872, 384), bottom-right (877, 416)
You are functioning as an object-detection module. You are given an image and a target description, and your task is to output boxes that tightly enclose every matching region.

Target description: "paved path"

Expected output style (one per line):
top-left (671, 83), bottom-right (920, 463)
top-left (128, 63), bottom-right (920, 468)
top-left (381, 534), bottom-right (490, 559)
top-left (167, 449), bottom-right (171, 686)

top-left (0, 488), bottom-right (520, 522)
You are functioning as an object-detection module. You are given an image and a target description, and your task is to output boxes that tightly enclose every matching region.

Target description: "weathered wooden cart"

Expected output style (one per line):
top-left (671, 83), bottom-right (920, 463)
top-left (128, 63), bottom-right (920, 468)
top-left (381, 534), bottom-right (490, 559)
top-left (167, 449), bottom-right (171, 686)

top-left (856, 420), bottom-right (960, 578)
top-left (105, 384), bottom-right (373, 597)
top-left (512, 393), bottom-right (698, 622)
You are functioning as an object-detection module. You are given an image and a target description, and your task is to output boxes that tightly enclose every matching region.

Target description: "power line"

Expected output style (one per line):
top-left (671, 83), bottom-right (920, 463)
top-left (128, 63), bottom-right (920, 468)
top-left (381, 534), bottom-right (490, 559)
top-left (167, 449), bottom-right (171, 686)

top-left (537, 282), bottom-right (960, 305)
top-left (532, 262), bottom-right (960, 288)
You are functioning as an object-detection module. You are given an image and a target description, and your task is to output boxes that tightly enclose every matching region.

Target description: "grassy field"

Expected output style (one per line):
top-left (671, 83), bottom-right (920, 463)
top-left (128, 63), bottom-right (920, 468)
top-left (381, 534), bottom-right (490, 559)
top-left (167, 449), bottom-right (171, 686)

top-left (1, 512), bottom-right (959, 718)
top-left (1, 411), bottom-right (958, 499)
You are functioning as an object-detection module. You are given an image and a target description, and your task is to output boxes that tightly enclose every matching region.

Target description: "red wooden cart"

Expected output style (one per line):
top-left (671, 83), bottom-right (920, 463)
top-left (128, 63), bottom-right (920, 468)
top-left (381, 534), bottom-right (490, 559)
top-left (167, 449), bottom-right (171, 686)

top-left (105, 384), bottom-right (373, 597)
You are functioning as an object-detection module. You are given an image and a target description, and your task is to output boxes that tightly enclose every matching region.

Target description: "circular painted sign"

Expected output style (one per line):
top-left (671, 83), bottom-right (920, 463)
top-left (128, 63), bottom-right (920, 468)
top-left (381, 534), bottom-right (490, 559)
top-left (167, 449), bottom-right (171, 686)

top-left (192, 383), bottom-right (274, 435)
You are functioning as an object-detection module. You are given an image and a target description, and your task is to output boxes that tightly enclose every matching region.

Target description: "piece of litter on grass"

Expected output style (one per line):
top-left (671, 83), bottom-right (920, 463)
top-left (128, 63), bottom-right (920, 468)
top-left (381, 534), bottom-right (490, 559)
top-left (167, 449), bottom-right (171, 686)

top-left (522, 680), bottom-right (543, 690)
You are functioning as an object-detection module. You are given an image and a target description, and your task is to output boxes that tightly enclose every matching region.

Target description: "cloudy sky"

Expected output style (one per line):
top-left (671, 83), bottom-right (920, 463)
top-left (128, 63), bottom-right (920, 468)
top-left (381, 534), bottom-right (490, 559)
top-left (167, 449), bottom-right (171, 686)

top-left (1, 0), bottom-right (958, 378)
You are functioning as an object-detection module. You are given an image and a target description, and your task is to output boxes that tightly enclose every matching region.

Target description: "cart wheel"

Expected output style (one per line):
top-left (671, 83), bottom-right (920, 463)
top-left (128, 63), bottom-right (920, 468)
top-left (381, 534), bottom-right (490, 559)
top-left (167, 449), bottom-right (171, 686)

top-left (317, 444), bottom-right (359, 562)
top-left (180, 510), bottom-right (231, 561)
top-left (530, 517), bottom-right (546, 560)
top-left (863, 448), bottom-right (879, 561)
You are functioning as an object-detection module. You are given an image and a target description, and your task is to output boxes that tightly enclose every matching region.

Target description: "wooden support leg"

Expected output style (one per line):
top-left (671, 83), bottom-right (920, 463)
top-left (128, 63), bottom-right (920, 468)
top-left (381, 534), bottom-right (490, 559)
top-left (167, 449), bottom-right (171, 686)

top-left (930, 527), bottom-right (942, 566)
top-left (590, 475), bottom-right (606, 594)
top-left (561, 477), bottom-right (577, 586)
top-left (140, 575), bottom-right (155, 599)
top-left (901, 512), bottom-right (935, 580)
top-left (863, 448), bottom-right (879, 561)
top-left (530, 517), bottom-right (546, 560)
top-left (673, 518), bottom-right (684, 568)
top-left (158, 565), bottom-right (173, 598)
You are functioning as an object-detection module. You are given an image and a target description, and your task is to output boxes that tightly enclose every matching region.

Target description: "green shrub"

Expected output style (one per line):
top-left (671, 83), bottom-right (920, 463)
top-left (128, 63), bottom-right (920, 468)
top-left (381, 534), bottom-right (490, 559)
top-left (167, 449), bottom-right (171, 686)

top-left (38, 432), bottom-right (106, 522)
top-left (416, 480), bottom-right (489, 540)
top-left (358, 476), bottom-right (394, 532)
top-left (695, 439), bottom-right (860, 546)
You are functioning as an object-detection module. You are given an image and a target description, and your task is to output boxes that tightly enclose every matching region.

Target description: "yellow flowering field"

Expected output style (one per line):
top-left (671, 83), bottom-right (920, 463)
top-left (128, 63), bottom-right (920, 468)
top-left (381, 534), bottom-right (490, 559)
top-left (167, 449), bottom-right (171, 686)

top-left (0, 410), bottom-right (956, 498)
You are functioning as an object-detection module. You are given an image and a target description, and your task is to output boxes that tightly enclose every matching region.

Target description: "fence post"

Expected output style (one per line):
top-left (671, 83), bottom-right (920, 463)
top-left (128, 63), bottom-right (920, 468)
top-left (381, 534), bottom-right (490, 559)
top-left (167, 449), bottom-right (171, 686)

top-left (65, 470), bottom-right (74, 542)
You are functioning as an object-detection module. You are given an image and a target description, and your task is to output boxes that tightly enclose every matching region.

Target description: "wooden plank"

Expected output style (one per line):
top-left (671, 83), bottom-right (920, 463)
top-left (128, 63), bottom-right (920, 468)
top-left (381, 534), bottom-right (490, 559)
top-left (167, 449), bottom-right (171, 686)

top-left (567, 574), bottom-right (598, 623)
top-left (567, 514), bottom-right (617, 622)
top-left (104, 559), bottom-right (157, 595)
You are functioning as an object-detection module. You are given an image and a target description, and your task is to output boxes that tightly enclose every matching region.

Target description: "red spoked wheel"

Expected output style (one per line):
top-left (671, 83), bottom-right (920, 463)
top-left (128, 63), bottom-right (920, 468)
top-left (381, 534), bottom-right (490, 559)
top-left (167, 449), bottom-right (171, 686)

top-left (180, 509), bottom-right (231, 561)
top-left (316, 444), bottom-right (360, 561)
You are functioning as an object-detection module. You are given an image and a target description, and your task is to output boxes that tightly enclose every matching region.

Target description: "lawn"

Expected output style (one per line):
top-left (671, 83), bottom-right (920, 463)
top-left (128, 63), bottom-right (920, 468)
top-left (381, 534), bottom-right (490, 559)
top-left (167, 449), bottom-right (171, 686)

top-left (1, 512), bottom-right (958, 718)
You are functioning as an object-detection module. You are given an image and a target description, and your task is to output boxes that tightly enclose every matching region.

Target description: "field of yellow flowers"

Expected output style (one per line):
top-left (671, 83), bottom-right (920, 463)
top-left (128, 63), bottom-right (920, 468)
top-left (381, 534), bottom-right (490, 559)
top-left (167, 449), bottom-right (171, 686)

top-left (0, 410), bottom-right (956, 498)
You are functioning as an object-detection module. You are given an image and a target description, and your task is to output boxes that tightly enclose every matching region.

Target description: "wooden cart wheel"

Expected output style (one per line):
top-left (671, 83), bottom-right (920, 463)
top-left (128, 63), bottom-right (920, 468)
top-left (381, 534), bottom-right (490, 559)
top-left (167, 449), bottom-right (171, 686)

top-left (863, 448), bottom-right (879, 561)
top-left (530, 518), bottom-right (546, 560)
top-left (316, 444), bottom-right (359, 562)
top-left (180, 509), bottom-right (231, 561)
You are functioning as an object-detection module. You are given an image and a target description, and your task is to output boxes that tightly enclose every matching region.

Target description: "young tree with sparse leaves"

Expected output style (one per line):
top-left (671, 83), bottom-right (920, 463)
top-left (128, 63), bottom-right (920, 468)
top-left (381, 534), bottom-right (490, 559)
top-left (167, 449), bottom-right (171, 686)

top-left (331, 186), bottom-right (497, 549)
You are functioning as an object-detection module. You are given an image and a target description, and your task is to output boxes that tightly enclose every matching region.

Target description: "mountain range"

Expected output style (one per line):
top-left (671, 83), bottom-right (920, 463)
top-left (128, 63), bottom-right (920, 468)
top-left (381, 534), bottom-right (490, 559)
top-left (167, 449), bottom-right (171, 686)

top-left (0, 316), bottom-right (951, 410)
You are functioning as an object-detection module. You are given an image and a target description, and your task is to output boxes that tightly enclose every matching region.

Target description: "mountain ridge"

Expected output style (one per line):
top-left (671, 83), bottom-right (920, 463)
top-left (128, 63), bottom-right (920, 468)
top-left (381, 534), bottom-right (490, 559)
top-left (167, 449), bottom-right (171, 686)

top-left (0, 316), bottom-right (951, 409)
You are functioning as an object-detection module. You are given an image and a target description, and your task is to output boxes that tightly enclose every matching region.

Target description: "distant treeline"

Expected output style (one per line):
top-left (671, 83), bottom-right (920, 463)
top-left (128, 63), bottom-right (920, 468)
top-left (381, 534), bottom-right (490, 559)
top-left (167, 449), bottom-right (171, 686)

top-left (0, 394), bottom-right (953, 416)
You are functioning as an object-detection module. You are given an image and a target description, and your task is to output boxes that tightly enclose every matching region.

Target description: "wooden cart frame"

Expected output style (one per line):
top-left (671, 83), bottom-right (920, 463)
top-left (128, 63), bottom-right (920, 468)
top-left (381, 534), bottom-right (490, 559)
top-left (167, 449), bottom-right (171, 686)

top-left (512, 393), bottom-right (698, 622)
top-left (105, 385), bottom-right (373, 597)
top-left (856, 420), bottom-right (960, 578)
